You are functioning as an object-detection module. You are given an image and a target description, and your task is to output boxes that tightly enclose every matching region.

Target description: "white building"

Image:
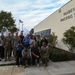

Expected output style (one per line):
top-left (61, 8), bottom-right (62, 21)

top-left (34, 0), bottom-right (75, 51)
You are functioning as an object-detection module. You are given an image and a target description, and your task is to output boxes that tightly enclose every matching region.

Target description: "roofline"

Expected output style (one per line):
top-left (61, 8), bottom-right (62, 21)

top-left (34, 0), bottom-right (71, 28)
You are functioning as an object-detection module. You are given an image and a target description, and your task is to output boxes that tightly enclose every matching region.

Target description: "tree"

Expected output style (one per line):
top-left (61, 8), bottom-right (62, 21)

top-left (48, 32), bottom-right (58, 47)
top-left (62, 26), bottom-right (75, 52)
top-left (30, 28), bottom-right (34, 34)
top-left (0, 11), bottom-right (17, 33)
top-left (8, 26), bottom-right (19, 33)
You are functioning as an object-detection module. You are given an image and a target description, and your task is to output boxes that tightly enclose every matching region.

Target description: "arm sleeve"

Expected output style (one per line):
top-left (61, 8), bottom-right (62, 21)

top-left (22, 50), bottom-right (24, 56)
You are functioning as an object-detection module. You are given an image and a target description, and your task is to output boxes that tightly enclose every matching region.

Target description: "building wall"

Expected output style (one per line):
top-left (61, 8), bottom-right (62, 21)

top-left (34, 0), bottom-right (75, 50)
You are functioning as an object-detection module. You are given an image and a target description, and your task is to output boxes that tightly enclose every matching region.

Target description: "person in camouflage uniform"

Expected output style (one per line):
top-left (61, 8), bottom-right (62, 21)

top-left (4, 33), bottom-right (13, 61)
top-left (41, 42), bottom-right (49, 67)
top-left (3, 35), bottom-right (8, 61)
top-left (13, 32), bottom-right (19, 59)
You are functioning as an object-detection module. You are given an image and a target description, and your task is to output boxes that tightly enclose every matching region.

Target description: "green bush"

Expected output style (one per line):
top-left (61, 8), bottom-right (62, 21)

top-left (49, 47), bottom-right (67, 62)
top-left (62, 26), bottom-right (75, 52)
top-left (48, 32), bottom-right (57, 47)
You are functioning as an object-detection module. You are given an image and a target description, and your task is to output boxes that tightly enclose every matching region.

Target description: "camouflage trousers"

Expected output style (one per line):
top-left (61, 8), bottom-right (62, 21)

top-left (12, 47), bottom-right (16, 58)
top-left (4, 47), bottom-right (12, 61)
top-left (41, 56), bottom-right (49, 67)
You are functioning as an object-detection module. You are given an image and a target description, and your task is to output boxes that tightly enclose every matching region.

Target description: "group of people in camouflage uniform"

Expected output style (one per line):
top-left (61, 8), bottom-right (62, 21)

top-left (0, 32), bottom-right (19, 61)
top-left (0, 31), bottom-right (50, 67)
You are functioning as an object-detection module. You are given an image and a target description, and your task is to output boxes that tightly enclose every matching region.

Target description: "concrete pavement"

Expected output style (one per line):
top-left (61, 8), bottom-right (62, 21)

top-left (47, 61), bottom-right (75, 75)
top-left (0, 60), bottom-right (75, 75)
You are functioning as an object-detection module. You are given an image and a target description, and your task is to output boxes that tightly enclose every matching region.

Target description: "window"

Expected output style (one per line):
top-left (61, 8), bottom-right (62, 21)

top-left (35, 29), bottom-right (51, 37)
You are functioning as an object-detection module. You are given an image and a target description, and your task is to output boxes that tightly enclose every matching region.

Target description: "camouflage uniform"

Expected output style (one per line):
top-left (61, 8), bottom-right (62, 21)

top-left (4, 36), bottom-right (13, 61)
top-left (13, 36), bottom-right (19, 58)
top-left (41, 46), bottom-right (49, 66)
top-left (3, 37), bottom-right (8, 61)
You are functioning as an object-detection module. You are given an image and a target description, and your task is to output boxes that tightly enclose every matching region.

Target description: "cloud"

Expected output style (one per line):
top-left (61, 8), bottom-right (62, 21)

top-left (0, 0), bottom-right (70, 30)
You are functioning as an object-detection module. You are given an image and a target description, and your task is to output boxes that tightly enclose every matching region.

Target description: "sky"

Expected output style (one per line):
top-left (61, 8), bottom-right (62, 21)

top-left (0, 0), bottom-right (70, 31)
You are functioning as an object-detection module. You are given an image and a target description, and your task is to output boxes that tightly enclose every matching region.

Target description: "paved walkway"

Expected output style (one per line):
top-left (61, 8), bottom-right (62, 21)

top-left (0, 60), bottom-right (75, 75)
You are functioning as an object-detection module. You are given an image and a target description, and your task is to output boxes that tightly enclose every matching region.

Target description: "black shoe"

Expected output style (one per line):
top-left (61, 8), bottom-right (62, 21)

top-left (24, 66), bottom-right (26, 68)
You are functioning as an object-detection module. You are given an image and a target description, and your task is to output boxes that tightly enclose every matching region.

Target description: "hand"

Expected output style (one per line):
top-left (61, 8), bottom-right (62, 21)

top-left (36, 55), bottom-right (39, 58)
top-left (4, 46), bottom-right (6, 48)
top-left (38, 47), bottom-right (40, 50)
top-left (42, 56), bottom-right (45, 59)
top-left (18, 44), bottom-right (20, 46)
top-left (18, 44), bottom-right (22, 46)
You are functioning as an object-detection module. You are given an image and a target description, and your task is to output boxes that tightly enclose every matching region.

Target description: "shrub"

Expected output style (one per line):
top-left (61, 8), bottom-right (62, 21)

top-left (62, 26), bottom-right (75, 52)
top-left (49, 47), bottom-right (67, 62)
top-left (48, 32), bottom-right (58, 47)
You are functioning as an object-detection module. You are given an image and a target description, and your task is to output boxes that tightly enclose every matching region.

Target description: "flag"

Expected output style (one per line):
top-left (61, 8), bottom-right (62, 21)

top-left (19, 19), bottom-right (23, 23)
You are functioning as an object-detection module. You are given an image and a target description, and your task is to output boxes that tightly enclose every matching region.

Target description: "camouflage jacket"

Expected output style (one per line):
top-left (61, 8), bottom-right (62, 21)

top-left (13, 36), bottom-right (19, 46)
top-left (41, 46), bottom-right (49, 57)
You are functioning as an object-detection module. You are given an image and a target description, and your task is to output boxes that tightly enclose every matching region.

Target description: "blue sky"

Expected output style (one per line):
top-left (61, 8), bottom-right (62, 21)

top-left (0, 0), bottom-right (70, 31)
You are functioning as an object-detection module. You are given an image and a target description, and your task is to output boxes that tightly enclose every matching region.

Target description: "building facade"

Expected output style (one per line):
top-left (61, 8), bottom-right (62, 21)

top-left (34, 0), bottom-right (75, 51)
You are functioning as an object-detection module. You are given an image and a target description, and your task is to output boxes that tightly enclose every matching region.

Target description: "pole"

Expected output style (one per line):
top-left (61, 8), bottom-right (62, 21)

top-left (19, 22), bottom-right (20, 31)
top-left (22, 24), bottom-right (23, 31)
top-left (18, 20), bottom-right (20, 34)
